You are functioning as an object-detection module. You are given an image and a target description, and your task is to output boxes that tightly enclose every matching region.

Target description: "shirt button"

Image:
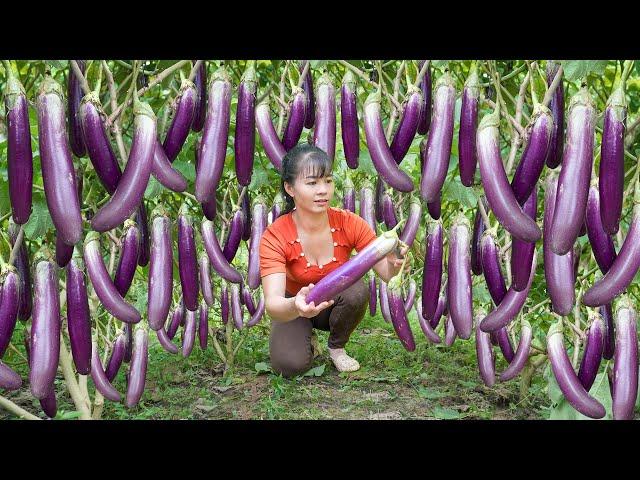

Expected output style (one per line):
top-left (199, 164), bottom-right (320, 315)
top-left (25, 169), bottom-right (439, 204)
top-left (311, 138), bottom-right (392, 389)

top-left (332, 257), bottom-right (336, 262)
top-left (319, 265), bottom-right (323, 269)
top-left (333, 242), bottom-right (338, 246)
top-left (300, 252), bottom-right (305, 256)
top-left (330, 228), bottom-right (335, 232)
top-left (296, 238), bottom-right (300, 242)
top-left (306, 262), bottom-right (311, 267)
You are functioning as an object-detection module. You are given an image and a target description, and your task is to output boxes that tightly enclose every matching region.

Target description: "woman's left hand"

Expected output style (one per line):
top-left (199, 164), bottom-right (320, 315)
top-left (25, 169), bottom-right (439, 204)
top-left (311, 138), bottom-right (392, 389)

top-left (386, 244), bottom-right (410, 272)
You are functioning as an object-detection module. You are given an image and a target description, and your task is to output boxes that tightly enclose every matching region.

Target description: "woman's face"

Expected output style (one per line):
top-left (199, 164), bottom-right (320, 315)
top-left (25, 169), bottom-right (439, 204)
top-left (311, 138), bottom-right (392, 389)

top-left (284, 167), bottom-right (335, 214)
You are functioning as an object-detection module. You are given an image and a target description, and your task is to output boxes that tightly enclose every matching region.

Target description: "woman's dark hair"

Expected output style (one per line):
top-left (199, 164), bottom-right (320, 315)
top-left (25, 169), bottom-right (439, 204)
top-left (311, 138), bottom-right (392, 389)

top-left (280, 144), bottom-right (333, 215)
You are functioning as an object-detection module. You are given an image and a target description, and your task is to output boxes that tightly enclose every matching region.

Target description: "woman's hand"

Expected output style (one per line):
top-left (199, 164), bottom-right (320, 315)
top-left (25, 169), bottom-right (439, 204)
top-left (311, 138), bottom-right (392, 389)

top-left (294, 283), bottom-right (335, 318)
top-left (386, 243), bottom-right (410, 273)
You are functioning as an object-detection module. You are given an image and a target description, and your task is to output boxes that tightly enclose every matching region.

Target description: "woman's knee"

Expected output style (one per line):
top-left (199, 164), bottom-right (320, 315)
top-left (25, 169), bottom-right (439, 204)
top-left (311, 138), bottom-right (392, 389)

top-left (270, 351), bottom-right (313, 378)
top-left (337, 279), bottom-right (370, 310)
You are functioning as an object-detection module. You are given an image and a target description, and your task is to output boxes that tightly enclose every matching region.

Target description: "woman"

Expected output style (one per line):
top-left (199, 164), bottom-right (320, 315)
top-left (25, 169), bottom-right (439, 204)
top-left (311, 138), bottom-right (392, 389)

top-left (259, 144), bottom-right (410, 377)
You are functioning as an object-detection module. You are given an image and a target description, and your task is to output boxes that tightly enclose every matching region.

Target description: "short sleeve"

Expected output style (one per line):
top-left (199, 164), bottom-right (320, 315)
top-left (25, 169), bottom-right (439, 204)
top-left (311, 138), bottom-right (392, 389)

top-left (345, 210), bottom-right (377, 252)
top-left (259, 226), bottom-right (287, 277)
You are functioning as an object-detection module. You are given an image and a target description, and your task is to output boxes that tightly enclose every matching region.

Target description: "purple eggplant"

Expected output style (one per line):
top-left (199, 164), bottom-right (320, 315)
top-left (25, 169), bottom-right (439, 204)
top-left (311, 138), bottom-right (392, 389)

top-left (202, 219), bottom-right (243, 283)
top-left (499, 320), bottom-right (533, 382)
top-left (586, 180), bottom-right (617, 275)
top-left (195, 137), bottom-right (218, 221)
top-left (4, 66), bottom-right (33, 224)
top-left (68, 60), bottom-right (86, 157)
top-left (55, 234), bottom-right (74, 268)
top-left (113, 220), bottom-right (140, 298)
top-left (136, 202), bottom-right (150, 267)
top-left (177, 205), bottom-right (199, 311)
top-left (358, 182), bottom-right (377, 234)
top-left (545, 61), bottom-right (564, 169)
top-left (105, 333), bottom-right (126, 382)
top-left (255, 99), bottom-right (285, 171)
top-left (199, 253), bottom-right (214, 307)
top-left (577, 310), bottom-right (604, 392)
top-left (123, 323), bottom-right (133, 363)
top-left (481, 229), bottom-right (507, 306)
top-left (234, 62), bottom-right (257, 185)
top-left (390, 86), bottom-right (422, 164)
top-left (341, 71), bottom-right (359, 169)
top-left (458, 64), bottom-right (480, 187)
top-left (156, 327), bottom-right (178, 354)
top-left (416, 60), bottom-right (432, 135)
top-left (375, 178), bottom-right (385, 224)
top-left (0, 360), bottom-right (22, 391)
top-left (163, 78), bottom-right (197, 162)
top-left (91, 340), bottom-right (121, 402)
top-left (248, 198), bottom-right (267, 290)
top-left (125, 327), bottom-right (148, 408)
top-left (66, 257), bottom-right (91, 375)
top-left (220, 281), bottom-right (230, 325)
top-left (511, 188), bottom-right (538, 292)
top-left (84, 231), bottom-right (141, 324)
top-left (447, 216), bottom-right (473, 340)
top-left (342, 176), bottom-right (356, 213)
top-left (420, 72), bottom-right (456, 202)
top-left (421, 219), bottom-right (443, 322)
top-left (181, 308), bottom-right (197, 357)
top-left (191, 60), bottom-right (207, 132)
top-left (429, 294), bottom-right (446, 330)
top-left (148, 208), bottom-right (174, 329)
top-left (301, 61), bottom-right (315, 129)
top-left (475, 309), bottom-right (495, 387)
top-left (243, 286), bottom-right (257, 316)
top-left (427, 196), bottom-right (441, 221)
top-left (493, 327), bottom-right (516, 364)
top-left (198, 301), bottom-right (209, 349)
top-left (369, 274), bottom-right (377, 316)
top-left (0, 266), bottom-right (20, 358)
top-left (8, 220), bottom-right (32, 322)
top-left (471, 196), bottom-right (488, 276)
top-left (313, 72), bottom-right (336, 160)
top-left (167, 305), bottom-right (184, 341)
top-left (444, 315), bottom-right (457, 347)
top-left (387, 276), bottom-right (416, 351)
top-left (230, 284), bottom-right (245, 330)
top-left (241, 191), bottom-right (252, 242)
top-left (379, 280), bottom-right (391, 324)
top-left (283, 86), bottom-right (306, 152)
top-left (270, 192), bottom-right (285, 223)
top-left (91, 97), bottom-right (157, 232)
top-left (37, 75), bottom-right (83, 246)
top-left (602, 303), bottom-right (615, 360)
top-left (151, 141), bottom-right (188, 192)
top-left (398, 197), bottom-right (422, 248)
top-left (415, 300), bottom-right (441, 344)
top-left (612, 298), bottom-right (638, 420)
top-left (382, 190), bottom-right (398, 230)
top-left (477, 109), bottom-right (541, 243)
top-left (246, 294), bottom-right (266, 328)
top-left (403, 278), bottom-right (417, 313)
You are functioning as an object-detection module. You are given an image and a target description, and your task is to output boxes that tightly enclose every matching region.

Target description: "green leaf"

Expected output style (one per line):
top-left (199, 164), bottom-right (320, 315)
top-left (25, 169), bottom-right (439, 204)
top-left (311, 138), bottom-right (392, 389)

top-left (0, 180), bottom-right (10, 217)
top-left (561, 60), bottom-right (609, 82)
top-left (431, 60), bottom-right (449, 68)
top-left (254, 362), bottom-right (271, 374)
top-left (302, 364), bottom-right (325, 377)
top-left (472, 283), bottom-right (492, 305)
top-left (172, 159), bottom-right (196, 183)
top-left (417, 386), bottom-right (447, 399)
top-left (144, 177), bottom-right (164, 199)
top-left (46, 60), bottom-right (68, 70)
top-left (357, 149), bottom-right (378, 178)
top-left (23, 199), bottom-right (54, 240)
top-left (431, 406), bottom-right (461, 419)
top-left (309, 60), bottom-right (328, 70)
top-left (443, 177), bottom-right (477, 208)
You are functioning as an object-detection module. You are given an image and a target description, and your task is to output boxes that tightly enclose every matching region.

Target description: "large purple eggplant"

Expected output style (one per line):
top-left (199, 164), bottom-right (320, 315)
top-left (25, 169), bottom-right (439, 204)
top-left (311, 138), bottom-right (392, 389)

top-left (241, 190), bottom-right (252, 242)
top-left (125, 327), bottom-right (148, 408)
top-left (543, 175), bottom-right (575, 315)
top-left (91, 96), bottom-right (157, 232)
top-left (202, 219), bottom-right (243, 284)
top-left (447, 216), bottom-right (473, 339)
top-left (84, 231), bottom-right (141, 324)
top-left (136, 202), bottom-right (150, 267)
top-left (255, 99), bottom-right (286, 171)
top-left (91, 340), bottom-right (121, 402)
top-left (67, 60), bottom-right (86, 157)
top-left (550, 86), bottom-right (595, 255)
top-left (113, 220), bottom-right (140, 298)
top-left (577, 310), bottom-right (604, 392)
top-left (416, 60), bottom-right (432, 135)
top-left (313, 72), bottom-right (336, 160)
top-left (0, 266), bottom-right (20, 358)
top-left (234, 62), bottom-right (257, 186)
top-left (390, 86), bottom-right (422, 164)
top-left (341, 71), bottom-right (359, 169)
top-left (475, 309), bottom-right (495, 387)
top-left (499, 320), bottom-right (532, 381)
top-left (148, 208), bottom-right (174, 329)
top-left (30, 259), bottom-right (61, 400)
top-left (399, 197), bottom-right (422, 248)
top-left (358, 182), bottom-right (377, 234)
top-left (477, 109), bottom-right (541, 243)
top-left (471, 196), bottom-right (488, 276)
top-left (420, 72), bottom-right (456, 202)
top-left (105, 333), bottom-right (126, 382)
top-left (481, 229), bottom-right (507, 306)
top-left (66, 257), bottom-right (91, 375)
top-left (602, 303), bottom-right (615, 360)
top-left (8, 220), bottom-right (32, 321)
top-left (387, 276), bottom-right (416, 351)
top-left (510, 188), bottom-right (537, 292)
top-left (163, 78), bottom-right (197, 162)
top-left (458, 64), bottom-right (480, 187)
top-left (178, 205), bottom-right (199, 311)
top-left (199, 253), bottom-right (214, 307)
top-left (151, 141), bottom-right (187, 192)
top-left (191, 60), bottom-right (207, 132)
top-left (301, 61), bottom-right (315, 129)
top-left (510, 105), bottom-right (553, 205)
top-left (585, 180), bottom-right (617, 274)
top-left (194, 67), bottom-right (231, 203)
top-left (363, 91), bottom-right (414, 192)
top-left (248, 198), bottom-right (267, 290)
top-left (4, 66), bottom-right (33, 224)
top-left (545, 61), bottom-right (564, 169)
top-left (415, 300), bottom-right (441, 344)
top-left (612, 298), bottom-right (638, 420)
top-left (37, 75), bottom-right (83, 246)
top-left (546, 321), bottom-right (605, 419)
top-left (421, 219), bottom-right (443, 322)
top-left (283, 86), bottom-right (306, 152)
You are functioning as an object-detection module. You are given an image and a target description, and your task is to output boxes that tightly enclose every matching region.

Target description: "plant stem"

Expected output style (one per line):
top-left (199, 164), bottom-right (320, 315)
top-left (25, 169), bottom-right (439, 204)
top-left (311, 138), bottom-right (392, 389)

top-left (70, 60), bottom-right (91, 96)
top-left (188, 60), bottom-right (203, 82)
top-left (8, 224), bottom-right (24, 267)
top-left (542, 64), bottom-right (563, 108)
top-left (0, 395), bottom-right (41, 420)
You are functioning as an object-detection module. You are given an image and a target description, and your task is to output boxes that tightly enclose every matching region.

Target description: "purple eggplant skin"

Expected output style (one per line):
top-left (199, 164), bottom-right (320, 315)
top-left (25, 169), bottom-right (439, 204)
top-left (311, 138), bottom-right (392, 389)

top-left (194, 138), bottom-right (218, 221)
top-left (37, 76), bottom-right (83, 246)
top-left (91, 98), bottom-right (157, 233)
top-left (8, 220), bottom-right (32, 322)
top-left (66, 257), bottom-right (92, 375)
top-left (191, 60), bottom-right (207, 133)
top-left (387, 276), bottom-right (417, 351)
top-left (403, 279), bottom-right (417, 313)
top-left (341, 71), bottom-right (359, 169)
top-left (199, 254), bottom-right (214, 307)
top-left (342, 176), bottom-right (356, 213)
top-left (599, 85), bottom-right (626, 235)
top-left (177, 206), bottom-right (199, 311)
top-left (220, 282), bottom-right (230, 325)
top-left (156, 327), bottom-right (179, 354)
top-left (0, 267), bottom-right (20, 358)
top-left (359, 183), bottom-right (377, 234)
top-left (136, 202), bottom-right (150, 267)
top-left (422, 219), bottom-right (443, 322)
top-left (123, 323), bottom-right (133, 363)
top-left (427, 195), bottom-right (441, 220)
top-left (246, 294), bottom-right (266, 328)
top-left (458, 65), bottom-right (480, 187)
top-left (248, 199), bottom-right (267, 290)
top-left (113, 220), bottom-right (140, 298)
top-left (493, 328), bottom-right (516, 364)
top-left (0, 360), bottom-right (22, 391)
top-left (417, 61), bottom-right (432, 135)
top-left (382, 191), bottom-right (398, 229)
top-left (151, 141), bottom-right (188, 192)
top-left (390, 86), bottom-right (423, 164)
top-left (301, 61), bottom-right (315, 129)
top-left (420, 72), bottom-right (456, 203)
top-left (5, 67), bottom-right (33, 225)
top-left (241, 191), bottom-right (252, 242)
top-left (306, 230), bottom-right (400, 305)
top-left (125, 327), bottom-right (148, 408)
top-left (480, 230), bottom-right (507, 306)
top-left (230, 284), bottom-right (245, 330)
top-left (80, 92), bottom-right (123, 195)
top-left (368, 274), bottom-right (377, 316)
top-left (499, 320), bottom-right (533, 382)
top-left (84, 231), bottom-right (141, 324)
top-left (447, 216), bottom-right (473, 340)
top-left (255, 99), bottom-right (286, 171)
top-left (601, 303), bottom-right (615, 360)
top-left (30, 260), bottom-right (61, 400)
top-left (55, 234), bottom-right (74, 268)
top-left (543, 175), bottom-right (575, 316)
top-left (313, 72), bottom-right (337, 160)
top-left (577, 310), bottom-right (604, 392)
top-left (243, 286), bottom-right (257, 316)
top-left (475, 309), bottom-right (496, 387)
top-left (545, 61), bottom-right (565, 169)
top-left (582, 195), bottom-right (640, 308)
top-left (91, 340), bottom-right (121, 402)
top-left (163, 78), bottom-right (197, 162)
top-left (67, 60), bottom-right (87, 157)
top-left (511, 188), bottom-right (538, 292)
top-left (147, 209), bottom-right (174, 329)
top-left (234, 62), bottom-right (257, 186)
top-left (379, 281), bottom-right (391, 324)
top-left (429, 295), bottom-right (446, 330)
top-left (363, 91), bottom-right (414, 193)
top-left (181, 309), bottom-right (197, 357)
top-left (550, 87), bottom-right (596, 255)
top-left (477, 111), bottom-right (542, 243)
top-left (471, 196), bottom-right (488, 276)
top-left (283, 86), bottom-right (307, 152)
top-left (510, 105), bottom-right (553, 205)
top-left (198, 301), bottom-right (209, 349)
top-left (202, 220), bottom-right (243, 285)
top-left (105, 333), bottom-right (126, 382)
top-left (480, 250), bottom-right (537, 333)
top-left (547, 321), bottom-right (606, 419)
top-left (375, 178), bottom-right (385, 224)
top-left (586, 181), bottom-right (617, 275)
top-left (195, 68), bottom-right (232, 204)
top-left (167, 306), bottom-right (184, 341)
top-left (612, 299), bottom-right (638, 420)
top-left (444, 315), bottom-right (457, 347)
top-left (416, 299), bottom-right (441, 344)
top-left (399, 198), bottom-right (422, 248)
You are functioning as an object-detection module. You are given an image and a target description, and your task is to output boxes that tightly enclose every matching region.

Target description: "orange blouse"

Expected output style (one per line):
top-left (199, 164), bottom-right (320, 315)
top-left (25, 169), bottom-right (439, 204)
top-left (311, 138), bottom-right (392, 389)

top-left (259, 207), bottom-right (378, 295)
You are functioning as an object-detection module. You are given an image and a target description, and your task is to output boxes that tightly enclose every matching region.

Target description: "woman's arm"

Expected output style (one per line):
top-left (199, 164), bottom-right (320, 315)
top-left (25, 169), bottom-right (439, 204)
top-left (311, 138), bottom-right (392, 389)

top-left (262, 272), bottom-right (334, 322)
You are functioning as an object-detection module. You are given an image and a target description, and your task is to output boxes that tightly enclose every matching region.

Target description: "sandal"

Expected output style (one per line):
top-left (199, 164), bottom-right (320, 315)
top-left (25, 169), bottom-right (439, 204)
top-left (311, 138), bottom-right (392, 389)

top-left (328, 347), bottom-right (360, 372)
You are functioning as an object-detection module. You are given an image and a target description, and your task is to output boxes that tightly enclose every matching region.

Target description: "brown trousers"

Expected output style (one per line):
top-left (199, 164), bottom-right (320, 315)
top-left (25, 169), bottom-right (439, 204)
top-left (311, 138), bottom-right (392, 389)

top-left (269, 279), bottom-right (370, 378)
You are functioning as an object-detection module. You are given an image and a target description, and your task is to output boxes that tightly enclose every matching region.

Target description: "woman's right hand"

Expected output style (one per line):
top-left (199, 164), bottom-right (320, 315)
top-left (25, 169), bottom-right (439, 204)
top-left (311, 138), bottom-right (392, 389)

top-left (294, 283), bottom-right (334, 318)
